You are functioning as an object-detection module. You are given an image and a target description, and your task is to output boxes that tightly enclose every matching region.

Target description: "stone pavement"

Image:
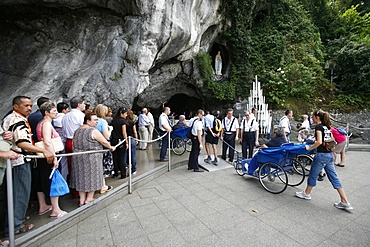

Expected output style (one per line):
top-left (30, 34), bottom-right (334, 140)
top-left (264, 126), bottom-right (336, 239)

top-left (39, 150), bottom-right (369, 247)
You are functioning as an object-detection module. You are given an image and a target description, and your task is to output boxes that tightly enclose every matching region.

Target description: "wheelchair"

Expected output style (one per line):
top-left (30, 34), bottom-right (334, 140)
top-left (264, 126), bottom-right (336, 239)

top-left (156, 126), bottom-right (192, 155)
top-left (234, 143), bottom-right (311, 194)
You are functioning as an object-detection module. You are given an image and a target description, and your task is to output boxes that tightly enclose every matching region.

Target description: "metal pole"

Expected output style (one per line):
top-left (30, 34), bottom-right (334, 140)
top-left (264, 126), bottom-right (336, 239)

top-left (168, 132), bottom-right (171, 172)
top-left (128, 136), bottom-right (132, 194)
top-left (6, 159), bottom-right (15, 247)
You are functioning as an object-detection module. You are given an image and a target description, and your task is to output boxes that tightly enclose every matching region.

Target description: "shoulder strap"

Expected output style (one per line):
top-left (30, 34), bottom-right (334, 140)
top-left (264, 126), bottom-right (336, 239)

top-left (241, 119), bottom-right (245, 130)
top-left (190, 118), bottom-right (198, 132)
top-left (228, 117), bottom-right (236, 132)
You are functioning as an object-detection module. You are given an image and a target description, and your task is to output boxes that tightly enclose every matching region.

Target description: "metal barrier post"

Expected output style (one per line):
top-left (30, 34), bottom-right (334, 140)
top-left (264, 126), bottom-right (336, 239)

top-left (168, 132), bottom-right (171, 172)
top-left (6, 159), bottom-right (15, 247)
top-left (128, 136), bottom-right (132, 194)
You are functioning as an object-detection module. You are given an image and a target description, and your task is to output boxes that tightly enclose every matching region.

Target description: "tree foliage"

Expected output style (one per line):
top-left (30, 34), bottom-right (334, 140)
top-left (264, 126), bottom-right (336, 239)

top-left (218, 0), bottom-right (370, 111)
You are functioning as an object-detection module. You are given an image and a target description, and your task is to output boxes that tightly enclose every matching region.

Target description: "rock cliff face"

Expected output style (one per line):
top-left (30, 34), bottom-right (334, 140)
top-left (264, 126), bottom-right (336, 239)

top-left (0, 0), bottom-right (223, 115)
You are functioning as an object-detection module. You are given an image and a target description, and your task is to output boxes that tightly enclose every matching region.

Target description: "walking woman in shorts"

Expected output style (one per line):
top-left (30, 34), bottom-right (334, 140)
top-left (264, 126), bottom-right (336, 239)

top-left (295, 110), bottom-right (353, 212)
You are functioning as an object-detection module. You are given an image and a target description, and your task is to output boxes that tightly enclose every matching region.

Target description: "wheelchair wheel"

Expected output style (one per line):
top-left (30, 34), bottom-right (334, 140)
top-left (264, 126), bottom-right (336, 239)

top-left (285, 160), bottom-right (306, 187)
top-left (171, 137), bottom-right (186, 155)
top-left (258, 162), bottom-right (288, 194)
top-left (185, 139), bottom-right (192, 152)
top-left (234, 160), bottom-right (245, 176)
top-left (296, 155), bottom-right (313, 174)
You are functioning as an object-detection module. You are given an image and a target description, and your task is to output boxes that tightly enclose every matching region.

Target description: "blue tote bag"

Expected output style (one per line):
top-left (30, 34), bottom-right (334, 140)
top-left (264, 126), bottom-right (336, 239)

top-left (49, 168), bottom-right (70, 197)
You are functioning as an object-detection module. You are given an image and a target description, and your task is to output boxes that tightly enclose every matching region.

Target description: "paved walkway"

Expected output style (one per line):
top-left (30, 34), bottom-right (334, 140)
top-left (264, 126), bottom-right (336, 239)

top-left (39, 149), bottom-right (369, 247)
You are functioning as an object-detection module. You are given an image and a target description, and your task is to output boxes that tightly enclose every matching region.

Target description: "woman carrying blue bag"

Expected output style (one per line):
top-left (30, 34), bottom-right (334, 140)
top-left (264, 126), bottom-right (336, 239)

top-left (36, 102), bottom-right (68, 218)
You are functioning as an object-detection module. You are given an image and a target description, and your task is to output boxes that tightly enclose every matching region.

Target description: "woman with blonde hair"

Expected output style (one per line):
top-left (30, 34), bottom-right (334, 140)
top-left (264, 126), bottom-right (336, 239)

top-left (94, 104), bottom-right (114, 194)
top-left (295, 110), bottom-right (353, 212)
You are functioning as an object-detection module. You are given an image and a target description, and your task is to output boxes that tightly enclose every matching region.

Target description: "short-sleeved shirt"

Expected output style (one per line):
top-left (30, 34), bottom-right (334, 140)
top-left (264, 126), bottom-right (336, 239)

top-left (204, 115), bottom-right (215, 129)
top-left (188, 117), bottom-right (203, 136)
top-left (111, 117), bottom-right (127, 140)
top-left (126, 120), bottom-right (135, 137)
top-left (240, 118), bottom-right (259, 132)
top-left (96, 118), bottom-right (109, 134)
top-left (159, 113), bottom-right (171, 131)
top-left (62, 109), bottom-right (84, 139)
top-left (279, 116), bottom-right (291, 134)
top-left (222, 116), bottom-right (239, 133)
top-left (315, 124), bottom-right (331, 153)
top-left (2, 111), bottom-right (32, 166)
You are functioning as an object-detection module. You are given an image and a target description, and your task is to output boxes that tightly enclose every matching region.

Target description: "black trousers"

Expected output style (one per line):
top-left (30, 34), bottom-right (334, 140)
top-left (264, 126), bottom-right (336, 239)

top-left (242, 132), bottom-right (256, 158)
top-left (188, 136), bottom-right (200, 170)
top-left (111, 138), bottom-right (127, 177)
top-left (222, 133), bottom-right (236, 162)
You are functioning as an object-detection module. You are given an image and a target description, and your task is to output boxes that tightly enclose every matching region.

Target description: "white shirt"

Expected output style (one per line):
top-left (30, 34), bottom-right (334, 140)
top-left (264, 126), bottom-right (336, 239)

top-left (62, 109), bottom-right (84, 139)
top-left (240, 117), bottom-right (259, 132)
top-left (188, 117), bottom-right (203, 136)
top-left (54, 113), bottom-right (65, 128)
top-left (147, 112), bottom-right (155, 126)
top-left (159, 113), bottom-right (171, 131)
top-left (301, 120), bottom-right (310, 129)
top-left (222, 116), bottom-right (239, 132)
top-left (279, 115), bottom-right (291, 134)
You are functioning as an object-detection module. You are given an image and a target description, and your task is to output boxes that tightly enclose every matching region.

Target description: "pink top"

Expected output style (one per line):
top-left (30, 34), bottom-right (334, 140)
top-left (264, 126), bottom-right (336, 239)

top-left (36, 119), bottom-right (60, 141)
top-left (331, 127), bottom-right (346, 143)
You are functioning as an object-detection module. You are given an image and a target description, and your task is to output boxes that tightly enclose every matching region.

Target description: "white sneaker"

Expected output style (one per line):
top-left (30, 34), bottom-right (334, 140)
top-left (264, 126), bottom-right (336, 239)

top-left (334, 201), bottom-right (353, 212)
top-left (132, 171), bottom-right (137, 175)
top-left (295, 191), bottom-right (311, 200)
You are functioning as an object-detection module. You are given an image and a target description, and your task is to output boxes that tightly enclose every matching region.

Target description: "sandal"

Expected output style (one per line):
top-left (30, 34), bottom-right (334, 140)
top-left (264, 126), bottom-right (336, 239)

top-left (50, 211), bottom-right (67, 218)
top-left (335, 163), bottom-right (345, 167)
top-left (84, 199), bottom-right (95, 204)
top-left (14, 224), bottom-right (34, 235)
top-left (100, 185), bottom-right (113, 194)
top-left (38, 206), bottom-right (52, 216)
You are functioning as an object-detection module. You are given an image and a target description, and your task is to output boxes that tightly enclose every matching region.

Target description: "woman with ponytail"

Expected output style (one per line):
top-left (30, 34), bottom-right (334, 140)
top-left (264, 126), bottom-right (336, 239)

top-left (295, 110), bottom-right (353, 212)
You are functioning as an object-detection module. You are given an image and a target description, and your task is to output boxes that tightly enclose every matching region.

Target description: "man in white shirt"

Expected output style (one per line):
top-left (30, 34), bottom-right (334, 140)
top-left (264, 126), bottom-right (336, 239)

top-left (62, 96), bottom-right (85, 176)
top-left (279, 109), bottom-right (293, 142)
top-left (138, 108), bottom-right (150, 150)
top-left (240, 110), bottom-right (259, 158)
top-left (158, 107), bottom-right (172, 161)
top-left (187, 109), bottom-right (205, 172)
top-left (147, 108), bottom-right (155, 142)
top-left (220, 108), bottom-right (239, 162)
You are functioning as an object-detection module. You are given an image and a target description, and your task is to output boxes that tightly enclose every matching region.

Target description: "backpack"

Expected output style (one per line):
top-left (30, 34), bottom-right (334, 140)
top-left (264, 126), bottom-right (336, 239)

top-left (212, 117), bottom-right (222, 133)
top-left (336, 128), bottom-right (348, 136)
top-left (322, 126), bottom-right (337, 151)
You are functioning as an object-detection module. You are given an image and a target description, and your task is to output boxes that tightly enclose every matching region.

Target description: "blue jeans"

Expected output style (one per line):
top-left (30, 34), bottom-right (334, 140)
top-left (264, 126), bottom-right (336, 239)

top-left (4, 162), bottom-right (31, 233)
top-left (308, 152), bottom-right (342, 189)
top-left (126, 138), bottom-right (137, 173)
top-left (160, 131), bottom-right (169, 160)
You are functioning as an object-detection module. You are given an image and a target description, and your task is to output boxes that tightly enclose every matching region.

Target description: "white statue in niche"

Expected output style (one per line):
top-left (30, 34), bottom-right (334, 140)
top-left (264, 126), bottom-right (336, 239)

top-left (215, 51), bottom-right (222, 76)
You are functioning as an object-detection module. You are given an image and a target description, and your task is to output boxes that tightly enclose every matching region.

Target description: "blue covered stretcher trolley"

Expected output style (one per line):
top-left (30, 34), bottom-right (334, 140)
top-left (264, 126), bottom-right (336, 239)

top-left (234, 143), bottom-right (311, 194)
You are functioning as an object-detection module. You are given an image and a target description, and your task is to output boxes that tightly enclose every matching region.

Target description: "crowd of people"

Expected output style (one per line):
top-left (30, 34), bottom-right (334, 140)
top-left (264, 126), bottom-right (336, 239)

top-left (0, 97), bottom-right (353, 242)
top-left (0, 96), bottom-right (150, 240)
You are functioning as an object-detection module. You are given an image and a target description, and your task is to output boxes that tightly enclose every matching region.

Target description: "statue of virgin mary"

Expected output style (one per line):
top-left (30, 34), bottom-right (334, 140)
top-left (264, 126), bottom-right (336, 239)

top-left (215, 51), bottom-right (222, 76)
